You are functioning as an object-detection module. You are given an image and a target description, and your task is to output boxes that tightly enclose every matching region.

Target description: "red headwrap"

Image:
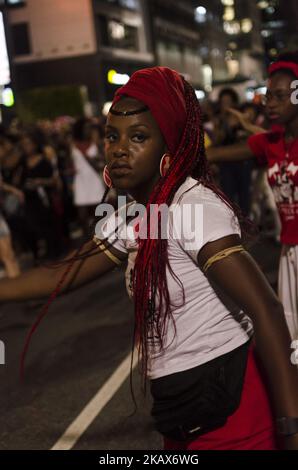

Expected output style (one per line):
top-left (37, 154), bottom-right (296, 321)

top-left (112, 67), bottom-right (187, 155)
top-left (268, 61), bottom-right (298, 78)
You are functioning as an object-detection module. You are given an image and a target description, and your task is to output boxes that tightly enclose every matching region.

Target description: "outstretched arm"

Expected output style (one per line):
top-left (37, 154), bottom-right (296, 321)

top-left (227, 108), bottom-right (266, 135)
top-left (0, 240), bottom-right (127, 303)
top-left (198, 234), bottom-right (298, 449)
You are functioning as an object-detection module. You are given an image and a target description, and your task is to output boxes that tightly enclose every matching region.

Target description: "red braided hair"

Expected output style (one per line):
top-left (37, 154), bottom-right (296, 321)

top-left (131, 77), bottom-right (254, 386)
top-left (20, 75), bottom-right (255, 387)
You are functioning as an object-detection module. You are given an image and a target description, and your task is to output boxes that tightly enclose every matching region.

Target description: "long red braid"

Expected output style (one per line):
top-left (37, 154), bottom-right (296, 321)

top-left (20, 74), bottom-right (255, 385)
top-left (132, 78), bottom-right (254, 385)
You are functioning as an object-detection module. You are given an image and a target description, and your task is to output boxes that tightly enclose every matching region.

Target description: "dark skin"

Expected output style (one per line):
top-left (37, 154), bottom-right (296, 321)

top-left (266, 72), bottom-right (298, 140)
top-left (0, 97), bottom-right (297, 448)
top-left (104, 98), bottom-right (168, 204)
top-left (207, 71), bottom-right (298, 162)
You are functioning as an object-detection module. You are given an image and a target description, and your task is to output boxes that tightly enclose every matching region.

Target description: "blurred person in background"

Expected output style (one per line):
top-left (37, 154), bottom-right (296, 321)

top-left (20, 129), bottom-right (62, 260)
top-left (0, 212), bottom-right (21, 278)
top-left (71, 118), bottom-right (106, 237)
top-left (207, 51), bottom-right (298, 342)
top-left (0, 166), bottom-right (23, 278)
top-left (0, 132), bottom-right (25, 253)
top-left (213, 88), bottom-right (253, 215)
top-left (52, 120), bottom-right (77, 244)
top-left (228, 104), bottom-right (281, 238)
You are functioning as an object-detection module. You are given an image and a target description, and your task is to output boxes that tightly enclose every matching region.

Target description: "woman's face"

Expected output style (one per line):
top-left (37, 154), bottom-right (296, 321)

top-left (266, 72), bottom-right (298, 125)
top-left (104, 98), bottom-right (166, 194)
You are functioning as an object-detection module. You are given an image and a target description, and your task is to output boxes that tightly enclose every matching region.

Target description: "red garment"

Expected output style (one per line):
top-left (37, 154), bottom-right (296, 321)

top-left (268, 61), bottom-right (298, 77)
top-left (248, 131), bottom-right (298, 245)
top-left (164, 347), bottom-right (278, 450)
top-left (112, 67), bottom-right (187, 155)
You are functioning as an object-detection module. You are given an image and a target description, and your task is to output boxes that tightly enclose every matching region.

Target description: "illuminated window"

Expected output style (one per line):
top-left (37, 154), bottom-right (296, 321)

top-left (202, 64), bottom-right (212, 91)
top-left (257, 1), bottom-right (269, 8)
top-left (221, 0), bottom-right (234, 5)
top-left (223, 21), bottom-right (241, 35)
top-left (223, 6), bottom-right (235, 21)
top-left (98, 16), bottom-right (139, 51)
top-left (227, 59), bottom-right (239, 78)
top-left (109, 21), bottom-right (125, 40)
top-left (261, 30), bottom-right (271, 37)
top-left (241, 18), bottom-right (253, 33)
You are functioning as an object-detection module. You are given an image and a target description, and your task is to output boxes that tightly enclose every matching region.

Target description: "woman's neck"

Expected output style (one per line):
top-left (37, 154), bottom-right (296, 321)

top-left (130, 174), bottom-right (161, 205)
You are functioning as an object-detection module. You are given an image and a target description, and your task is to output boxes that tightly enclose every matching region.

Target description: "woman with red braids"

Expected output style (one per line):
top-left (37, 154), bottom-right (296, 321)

top-left (0, 66), bottom-right (298, 450)
top-left (207, 51), bottom-right (298, 344)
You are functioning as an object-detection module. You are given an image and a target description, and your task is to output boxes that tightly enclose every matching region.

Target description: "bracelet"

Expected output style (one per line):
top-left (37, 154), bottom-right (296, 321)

top-left (276, 417), bottom-right (298, 436)
top-left (202, 245), bottom-right (245, 273)
top-left (93, 237), bottom-right (122, 266)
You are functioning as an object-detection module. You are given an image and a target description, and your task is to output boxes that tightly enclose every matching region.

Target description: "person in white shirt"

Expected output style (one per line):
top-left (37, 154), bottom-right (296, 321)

top-left (0, 67), bottom-right (298, 450)
top-left (71, 118), bottom-right (106, 236)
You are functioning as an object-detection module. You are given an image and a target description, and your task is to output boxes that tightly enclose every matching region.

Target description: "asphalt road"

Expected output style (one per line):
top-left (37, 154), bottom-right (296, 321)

top-left (0, 237), bottom-right (280, 450)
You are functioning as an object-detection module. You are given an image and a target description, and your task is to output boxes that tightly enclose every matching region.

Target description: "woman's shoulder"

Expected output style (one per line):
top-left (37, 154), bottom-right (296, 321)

top-left (175, 178), bottom-right (231, 210)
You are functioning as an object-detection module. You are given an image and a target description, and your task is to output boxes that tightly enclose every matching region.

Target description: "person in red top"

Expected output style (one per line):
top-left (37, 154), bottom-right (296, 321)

top-left (207, 51), bottom-right (298, 342)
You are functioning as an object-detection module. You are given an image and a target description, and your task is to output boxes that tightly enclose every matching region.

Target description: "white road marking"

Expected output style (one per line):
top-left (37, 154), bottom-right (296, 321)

top-left (51, 350), bottom-right (138, 450)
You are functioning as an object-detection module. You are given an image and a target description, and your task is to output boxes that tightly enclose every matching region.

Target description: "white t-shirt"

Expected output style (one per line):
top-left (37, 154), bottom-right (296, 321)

top-left (95, 177), bottom-right (253, 379)
top-left (72, 143), bottom-right (105, 206)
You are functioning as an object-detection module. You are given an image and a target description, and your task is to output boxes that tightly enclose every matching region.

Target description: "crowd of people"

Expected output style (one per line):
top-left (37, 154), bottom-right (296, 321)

top-left (0, 116), bottom-right (107, 274)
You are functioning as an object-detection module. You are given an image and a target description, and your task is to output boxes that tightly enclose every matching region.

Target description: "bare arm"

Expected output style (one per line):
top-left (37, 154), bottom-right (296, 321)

top-left (198, 235), bottom-right (298, 449)
top-left (206, 142), bottom-right (255, 163)
top-left (0, 240), bottom-right (127, 303)
top-left (227, 108), bottom-right (266, 135)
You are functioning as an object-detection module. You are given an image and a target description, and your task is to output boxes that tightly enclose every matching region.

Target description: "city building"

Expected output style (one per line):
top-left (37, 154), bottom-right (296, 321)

top-left (257, 0), bottom-right (298, 64)
top-left (3, 0), bottom-right (294, 120)
top-left (3, 0), bottom-right (154, 116)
